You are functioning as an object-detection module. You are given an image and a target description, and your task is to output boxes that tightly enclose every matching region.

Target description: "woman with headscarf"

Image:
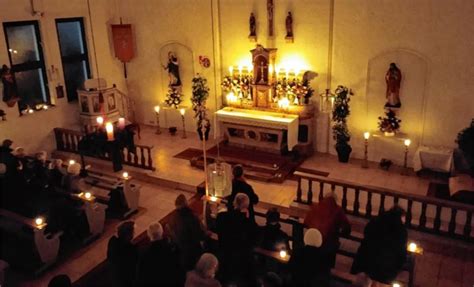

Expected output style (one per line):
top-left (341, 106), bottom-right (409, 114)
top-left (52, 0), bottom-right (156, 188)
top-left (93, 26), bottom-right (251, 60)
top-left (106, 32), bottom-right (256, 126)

top-left (289, 228), bottom-right (332, 287)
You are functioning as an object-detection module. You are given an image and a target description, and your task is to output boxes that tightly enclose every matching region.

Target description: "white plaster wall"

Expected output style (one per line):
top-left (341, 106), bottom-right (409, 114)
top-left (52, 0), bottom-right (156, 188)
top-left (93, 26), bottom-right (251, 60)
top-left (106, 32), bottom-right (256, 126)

top-left (331, 0), bottom-right (474, 162)
top-left (0, 0), bottom-right (126, 153)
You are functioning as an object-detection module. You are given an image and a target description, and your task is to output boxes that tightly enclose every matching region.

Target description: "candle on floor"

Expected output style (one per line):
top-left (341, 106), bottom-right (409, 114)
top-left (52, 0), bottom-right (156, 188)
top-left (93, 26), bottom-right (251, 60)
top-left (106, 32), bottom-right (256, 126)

top-left (69, 159), bottom-right (76, 165)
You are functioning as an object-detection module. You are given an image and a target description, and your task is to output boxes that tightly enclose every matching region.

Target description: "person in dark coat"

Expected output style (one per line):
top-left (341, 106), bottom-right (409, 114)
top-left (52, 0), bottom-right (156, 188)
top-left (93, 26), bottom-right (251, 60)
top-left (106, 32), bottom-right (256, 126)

top-left (107, 221), bottom-right (138, 287)
top-left (48, 159), bottom-right (65, 188)
top-left (351, 206), bottom-right (408, 285)
top-left (135, 222), bottom-right (183, 287)
top-left (289, 228), bottom-right (331, 287)
top-left (167, 194), bottom-right (206, 271)
top-left (216, 193), bottom-right (258, 286)
top-left (226, 164), bottom-right (259, 221)
top-left (260, 208), bottom-right (290, 252)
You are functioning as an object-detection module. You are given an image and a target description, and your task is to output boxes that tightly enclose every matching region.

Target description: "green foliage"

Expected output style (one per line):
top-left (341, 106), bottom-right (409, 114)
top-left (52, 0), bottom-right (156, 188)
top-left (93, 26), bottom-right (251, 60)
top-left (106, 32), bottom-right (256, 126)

top-left (191, 74), bottom-right (210, 127)
top-left (164, 87), bottom-right (182, 109)
top-left (456, 118), bottom-right (474, 170)
top-left (332, 85), bottom-right (353, 145)
top-left (378, 109), bottom-right (402, 133)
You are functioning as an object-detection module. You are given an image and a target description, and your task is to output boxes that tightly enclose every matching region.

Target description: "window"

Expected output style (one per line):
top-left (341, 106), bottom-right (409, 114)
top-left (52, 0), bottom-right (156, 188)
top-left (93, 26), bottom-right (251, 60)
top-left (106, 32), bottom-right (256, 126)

top-left (3, 21), bottom-right (50, 111)
top-left (56, 18), bottom-right (91, 102)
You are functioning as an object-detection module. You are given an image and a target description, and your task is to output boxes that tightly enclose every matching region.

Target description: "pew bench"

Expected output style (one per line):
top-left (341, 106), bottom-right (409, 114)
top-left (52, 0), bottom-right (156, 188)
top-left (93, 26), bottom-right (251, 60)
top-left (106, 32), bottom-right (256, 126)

top-left (0, 209), bottom-right (62, 275)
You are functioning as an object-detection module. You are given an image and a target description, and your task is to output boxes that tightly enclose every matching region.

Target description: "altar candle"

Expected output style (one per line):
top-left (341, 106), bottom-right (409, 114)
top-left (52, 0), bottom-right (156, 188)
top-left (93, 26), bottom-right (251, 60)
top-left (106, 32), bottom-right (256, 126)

top-left (228, 66), bottom-right (233, 76)
top-left (404, 139), bottom-right (411, 147)
top-left (105, 122), bottom-right (114, 141)
top-left (154, 105), bottom-right (160, 114)
top-left (180, 108), bottom-right (186, 116)
top-left (118, 117), bottom-right (126, 129)
top-left (96, 116), bottom-right (104, 125)
top-left (364, 132), bottom-right (370, 140)
top-left (238, 65), bottom-right (243, 76)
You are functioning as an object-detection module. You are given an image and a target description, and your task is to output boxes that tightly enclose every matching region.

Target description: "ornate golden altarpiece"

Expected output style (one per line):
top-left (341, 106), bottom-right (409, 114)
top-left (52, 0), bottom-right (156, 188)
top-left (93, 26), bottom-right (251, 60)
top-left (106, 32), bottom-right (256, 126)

top-left (216, 45), bottom-right (315, 155)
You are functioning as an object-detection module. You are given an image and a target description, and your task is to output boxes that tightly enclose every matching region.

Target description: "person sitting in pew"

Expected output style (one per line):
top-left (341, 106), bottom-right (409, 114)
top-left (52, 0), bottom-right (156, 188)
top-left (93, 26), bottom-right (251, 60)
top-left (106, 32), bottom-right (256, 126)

top-left (185, 253), bottom-right (222, 287)
top-left (289, 228), bottom-right (332, 287)
top-left (107, 221), bottom-right (138, 287)
top-left (30, 151), bottom-right (50, 189)
top-left (135, 222), bottom-right (184, 287)
top-left (61, 162), bottom-right (85, 194)
top-left (304, 193), bottom-right (351, 269)
top-left (260, 208), bottom-right (291, 252)
top-left (351, 206), bottom-right (408, 287)
top-left (48, 159), bottom-right (65, 189)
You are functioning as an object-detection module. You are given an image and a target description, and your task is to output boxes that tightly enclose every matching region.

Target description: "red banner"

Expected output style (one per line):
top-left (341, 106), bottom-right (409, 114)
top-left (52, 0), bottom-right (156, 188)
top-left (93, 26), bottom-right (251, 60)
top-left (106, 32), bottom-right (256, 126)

top-left (111, 24), bottom-right (134, 62)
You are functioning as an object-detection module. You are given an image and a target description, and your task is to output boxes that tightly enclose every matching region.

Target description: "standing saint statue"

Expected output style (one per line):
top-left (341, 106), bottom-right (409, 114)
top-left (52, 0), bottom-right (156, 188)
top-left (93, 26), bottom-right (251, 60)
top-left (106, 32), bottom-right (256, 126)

top-left (385, 63), bottom-right (402, 108)
top-left (1, 64), bottom-right (19, 107)
top-left (285, 12), bottom-right (293, 38)
top-left (267, 0), bottom-right (274, 36)
top-left (249, 13), bottom-right (256, 37)
top-left (163, 51), bottom-right (182, 87)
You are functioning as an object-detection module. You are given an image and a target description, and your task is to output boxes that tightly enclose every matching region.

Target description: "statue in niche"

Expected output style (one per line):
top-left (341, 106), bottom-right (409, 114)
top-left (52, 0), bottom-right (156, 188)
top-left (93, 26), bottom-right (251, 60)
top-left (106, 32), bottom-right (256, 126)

top-left (285, 12), bottom-right (293, 38)
top-left (249, 13), bottom-right (256, 38)
top-left (385, 63), bottom-right (402, 108)
top-left (163, 51), bottom-right (182, 87)
top-left (1, 65), bottom-right (19, 107)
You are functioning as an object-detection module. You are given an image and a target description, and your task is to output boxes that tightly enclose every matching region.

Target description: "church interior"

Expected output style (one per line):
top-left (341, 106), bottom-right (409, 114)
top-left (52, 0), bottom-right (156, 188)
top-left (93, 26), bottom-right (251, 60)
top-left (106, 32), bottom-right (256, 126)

top-left (0, 0), bottom-right (473, 286)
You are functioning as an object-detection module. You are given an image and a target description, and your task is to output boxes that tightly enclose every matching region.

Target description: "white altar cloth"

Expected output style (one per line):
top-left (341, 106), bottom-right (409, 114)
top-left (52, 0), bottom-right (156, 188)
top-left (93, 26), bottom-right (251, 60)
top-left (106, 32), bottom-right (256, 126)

top-left (215, 107), bottom-right (299, 151)
top-left (413, 145), bottom-right (454, 173)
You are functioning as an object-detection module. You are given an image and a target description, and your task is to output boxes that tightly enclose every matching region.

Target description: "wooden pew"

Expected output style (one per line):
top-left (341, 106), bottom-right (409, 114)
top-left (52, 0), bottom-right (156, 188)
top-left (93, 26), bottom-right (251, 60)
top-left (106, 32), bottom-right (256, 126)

top-left (0, 209), bottom-right (62, 275)
top-left (83, 170), bottom-right (140, 219)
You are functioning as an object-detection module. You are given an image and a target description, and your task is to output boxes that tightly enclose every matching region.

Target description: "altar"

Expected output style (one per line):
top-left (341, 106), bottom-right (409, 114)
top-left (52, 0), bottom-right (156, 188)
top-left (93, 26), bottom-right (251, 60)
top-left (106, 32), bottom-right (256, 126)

top-left (215, 107), bottom-right (299, 153)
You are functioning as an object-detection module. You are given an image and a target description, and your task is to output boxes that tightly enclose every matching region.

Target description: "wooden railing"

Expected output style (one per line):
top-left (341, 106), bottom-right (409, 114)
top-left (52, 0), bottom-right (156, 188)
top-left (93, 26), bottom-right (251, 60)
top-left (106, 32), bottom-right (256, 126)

top-left (293, 171), bottom-right (474, 242)
top-left (53, 128), bottom-right (155, 171)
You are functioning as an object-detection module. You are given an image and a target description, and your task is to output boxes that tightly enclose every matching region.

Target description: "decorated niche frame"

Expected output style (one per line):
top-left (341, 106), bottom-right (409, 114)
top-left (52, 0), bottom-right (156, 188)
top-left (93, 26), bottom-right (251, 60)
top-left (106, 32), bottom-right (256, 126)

top-left (250, 45), bottom-right (277, 108)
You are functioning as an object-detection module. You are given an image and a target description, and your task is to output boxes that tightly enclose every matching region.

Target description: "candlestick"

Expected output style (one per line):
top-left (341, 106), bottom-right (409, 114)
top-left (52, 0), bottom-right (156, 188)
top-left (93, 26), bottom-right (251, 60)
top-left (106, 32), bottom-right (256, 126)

top-left (362, 132), bottom-right (370, 168)
top-left (180, 108), bottom-right (187, 138)
top-left (154, 105), bottom-right (161, 134)
top-left (105, 122), bottom-right (114, 141)
top-left (118, 117), bottom-right (125, 129)
top-left (402, 138), bottom-right (411, 175)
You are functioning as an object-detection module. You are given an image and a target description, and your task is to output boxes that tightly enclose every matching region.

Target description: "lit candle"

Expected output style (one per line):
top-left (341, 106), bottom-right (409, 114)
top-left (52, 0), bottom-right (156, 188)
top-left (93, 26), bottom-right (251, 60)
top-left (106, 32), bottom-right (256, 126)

top-left (84, 192), bottom-right (92, 200)
top-left (105, 122), bottom-right (114, 141)
top-left (279, 250), bottom-right (287, 258)
top-left (280, 97), bottom-right (290, 110)
top-left (227, 92), bottom-right (236, 103)
top-left (238, 65), bottom-right (243, 76)
top-left (180, 108), bottom-right (185, 116)
top-left (154, 105), bottom-right (160, 114)
top-left (96, 116), bottom-right (104, 125)
top-left (404, 139), bottom-right (411, 147)
top-left (118, 117), bottom-right (126, 129)
top-left (69, 159), bottom-right (76, 165)
top-left (35, 217), bottom-right (44, 227)
top-left (42, 105), bottom-right (48, 110)
top-left (228, 66), bottom-right (233, 76)
top-left (122, 171), bottom-right (129, 179)
top-left (364, 132), bottom-right (370, 140)
top-left (392, 283), bottom-right (401, 287)
top-left (407, 242), bottom-right (417, 253)
top-left (210, 196), bottom-right (217, 202)
top-left (28, 109), bottom-right (34, 114)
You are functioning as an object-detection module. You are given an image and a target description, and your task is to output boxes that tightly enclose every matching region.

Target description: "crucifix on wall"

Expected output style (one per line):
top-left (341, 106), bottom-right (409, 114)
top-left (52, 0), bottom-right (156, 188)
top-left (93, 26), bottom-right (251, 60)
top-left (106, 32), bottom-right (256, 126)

top-left (267, 0), bottom-right (274, 37)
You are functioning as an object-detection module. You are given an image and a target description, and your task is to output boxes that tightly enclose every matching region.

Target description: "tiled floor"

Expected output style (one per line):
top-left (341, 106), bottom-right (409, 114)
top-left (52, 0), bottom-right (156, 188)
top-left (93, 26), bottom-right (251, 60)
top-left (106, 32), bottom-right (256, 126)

top-left (11, 125), bottom-right (473, 287)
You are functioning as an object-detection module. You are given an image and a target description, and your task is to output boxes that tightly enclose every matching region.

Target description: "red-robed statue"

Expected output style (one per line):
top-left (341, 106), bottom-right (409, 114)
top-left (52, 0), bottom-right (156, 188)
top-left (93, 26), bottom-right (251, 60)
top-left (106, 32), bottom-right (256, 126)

top-left (385, 63), bottom-right (402, 108)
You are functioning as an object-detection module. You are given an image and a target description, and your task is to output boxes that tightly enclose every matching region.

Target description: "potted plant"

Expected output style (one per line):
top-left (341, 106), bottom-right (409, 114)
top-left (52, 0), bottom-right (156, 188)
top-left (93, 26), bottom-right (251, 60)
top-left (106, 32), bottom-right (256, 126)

top-left (191, 74), bottom-right (210, 140)
top-left (456, 119), bottom-right (474, 172)
top-left (332, 85), bottom-right (353, 162)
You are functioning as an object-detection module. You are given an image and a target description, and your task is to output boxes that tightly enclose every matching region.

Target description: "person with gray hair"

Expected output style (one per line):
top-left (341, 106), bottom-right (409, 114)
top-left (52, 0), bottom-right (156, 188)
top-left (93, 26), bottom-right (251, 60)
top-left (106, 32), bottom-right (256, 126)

top-left (227, 164), bottom-right (259, 222)
top-left (135, 222), bottom-right (183, 287)
top-left (61, 162), bottom-right (84, 194)
top-left (185, 253), bottom-right (221, 287)
top-left (289, 228), bottom-right (332, 287)
top-left (216, 192), bottom-right (258, 285)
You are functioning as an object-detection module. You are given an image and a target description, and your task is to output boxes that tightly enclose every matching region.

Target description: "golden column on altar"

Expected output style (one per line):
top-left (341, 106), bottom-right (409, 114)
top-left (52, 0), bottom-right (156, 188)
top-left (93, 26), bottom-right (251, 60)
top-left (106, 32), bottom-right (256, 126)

top-left (250, 45), bottom-right (277, 108)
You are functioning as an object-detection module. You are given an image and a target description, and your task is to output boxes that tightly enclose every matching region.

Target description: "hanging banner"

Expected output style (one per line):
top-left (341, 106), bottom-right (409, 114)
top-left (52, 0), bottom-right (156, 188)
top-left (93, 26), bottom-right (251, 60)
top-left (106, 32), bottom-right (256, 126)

top-left (111, 24), bottom-right (134, 62)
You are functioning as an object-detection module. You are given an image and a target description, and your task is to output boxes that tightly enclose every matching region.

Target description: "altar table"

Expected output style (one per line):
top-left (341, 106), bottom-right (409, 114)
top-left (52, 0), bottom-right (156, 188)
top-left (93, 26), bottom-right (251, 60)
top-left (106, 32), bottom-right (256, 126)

top-left (413, 146), bottom-right (454, 173)
top-left (215, 107), bottom-right (299, 151)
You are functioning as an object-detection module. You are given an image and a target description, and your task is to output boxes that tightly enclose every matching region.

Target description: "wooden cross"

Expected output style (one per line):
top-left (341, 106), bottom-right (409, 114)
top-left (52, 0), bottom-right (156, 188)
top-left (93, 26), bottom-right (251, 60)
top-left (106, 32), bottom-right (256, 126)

top-left (259, 61), bottom-right (268, 84)
top-left (267, 0), bottom-right (274, 37)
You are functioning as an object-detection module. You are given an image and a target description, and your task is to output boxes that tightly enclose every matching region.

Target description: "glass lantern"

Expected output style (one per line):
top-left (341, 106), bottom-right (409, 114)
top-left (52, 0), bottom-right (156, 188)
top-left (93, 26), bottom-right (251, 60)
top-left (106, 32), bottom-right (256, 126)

top-left (319, 89), bottom-right (335, 113)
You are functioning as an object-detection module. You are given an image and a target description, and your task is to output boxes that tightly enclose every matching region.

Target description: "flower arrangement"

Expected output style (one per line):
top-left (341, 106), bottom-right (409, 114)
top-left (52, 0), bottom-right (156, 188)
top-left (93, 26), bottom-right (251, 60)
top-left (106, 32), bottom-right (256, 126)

top-left (378, 109), bottom-right (402, 134)
top-left (274, 77), bottom-right (314, 105)
top-left (192, 75), bottom-right (211, 140)
top-left (221, 75), bottom-right (252, 100)
top-left (164, 87), bottom-right (182, 109)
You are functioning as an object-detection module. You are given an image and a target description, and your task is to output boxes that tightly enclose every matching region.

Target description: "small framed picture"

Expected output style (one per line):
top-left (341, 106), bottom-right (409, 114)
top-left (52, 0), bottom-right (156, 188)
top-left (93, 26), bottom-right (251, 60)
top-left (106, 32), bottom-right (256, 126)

top-left (107, 93), bottom-right (116, 110)
top-left (80, 96), bottom-right (89, 113)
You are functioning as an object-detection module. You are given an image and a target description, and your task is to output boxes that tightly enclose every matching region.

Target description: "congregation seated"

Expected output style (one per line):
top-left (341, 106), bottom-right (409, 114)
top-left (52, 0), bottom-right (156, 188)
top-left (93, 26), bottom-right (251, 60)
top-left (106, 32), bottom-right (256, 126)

top-left (216, 193), bottom-right (258, 286)
top-left (185, 253), bottom-right (222, 287)
top-left (48, 159), bottom-right (65, 189)
top-left (260, 208), bottom-right (290, 252)
top-left (351, 206), bottom-right (408, 286)
top-left (107, 221), bottom-right (138, 287)
top-left (167, 194), bottom-right (206, 271)
top-left (289, 228), bottom-right (332, 287)
top-left (61, 162), bottom-right (85, 194)
top-left (135, 222), bottom-right (183, 287)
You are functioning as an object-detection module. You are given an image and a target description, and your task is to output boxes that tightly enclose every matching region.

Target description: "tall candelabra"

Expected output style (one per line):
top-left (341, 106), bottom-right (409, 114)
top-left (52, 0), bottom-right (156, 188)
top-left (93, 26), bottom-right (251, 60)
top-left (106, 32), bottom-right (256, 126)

top-left (154, 105), bottom-right (161, 134)
top-left (402, 139), bottom-right (411, 175)
top-left (362, 132), bottom-right (370, 168)
top-left (180, 108), bottom-right (187, 138)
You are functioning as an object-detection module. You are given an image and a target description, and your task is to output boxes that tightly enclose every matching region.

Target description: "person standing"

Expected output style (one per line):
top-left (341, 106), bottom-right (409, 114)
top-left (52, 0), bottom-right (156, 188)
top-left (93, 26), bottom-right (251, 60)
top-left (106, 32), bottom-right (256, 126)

top-left (227, 164), bottom-right (259, 222)
top-left (107, 221), bottom-right (138, 287)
